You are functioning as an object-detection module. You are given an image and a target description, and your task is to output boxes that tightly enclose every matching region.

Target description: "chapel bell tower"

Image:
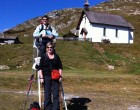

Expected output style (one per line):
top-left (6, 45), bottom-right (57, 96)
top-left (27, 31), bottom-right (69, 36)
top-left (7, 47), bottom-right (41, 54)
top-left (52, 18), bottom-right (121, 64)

top-left (84, 0), bottom-right (90, 11)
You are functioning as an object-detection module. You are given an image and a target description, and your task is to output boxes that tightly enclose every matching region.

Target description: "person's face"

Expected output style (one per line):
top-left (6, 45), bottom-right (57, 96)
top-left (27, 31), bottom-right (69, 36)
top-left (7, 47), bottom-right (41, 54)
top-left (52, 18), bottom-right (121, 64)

top-left (42, 17), bottom-right (48, 24)
top-left (46, 45), bottom-right (53, 53)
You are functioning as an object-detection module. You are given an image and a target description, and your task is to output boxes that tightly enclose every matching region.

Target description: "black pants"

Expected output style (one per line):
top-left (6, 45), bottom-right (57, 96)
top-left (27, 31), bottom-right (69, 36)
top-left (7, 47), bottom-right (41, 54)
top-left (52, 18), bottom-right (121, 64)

top-left (39, 42), bottom-right (46, 57)
top-left (44, 76), bottom-right (60, 110)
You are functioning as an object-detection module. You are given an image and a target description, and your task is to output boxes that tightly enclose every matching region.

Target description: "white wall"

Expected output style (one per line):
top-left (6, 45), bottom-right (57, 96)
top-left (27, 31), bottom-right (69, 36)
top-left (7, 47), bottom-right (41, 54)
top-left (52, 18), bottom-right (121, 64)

top-left (78, 15), bottom-right (134, 44)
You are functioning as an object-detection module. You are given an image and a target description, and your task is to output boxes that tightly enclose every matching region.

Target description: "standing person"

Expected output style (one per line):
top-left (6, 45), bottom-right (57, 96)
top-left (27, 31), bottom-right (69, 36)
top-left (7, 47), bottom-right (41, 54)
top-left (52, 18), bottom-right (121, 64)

top-left (39, 42), bottom-right (63, 110)
top-left (33, 15), bottom-right (58, 56)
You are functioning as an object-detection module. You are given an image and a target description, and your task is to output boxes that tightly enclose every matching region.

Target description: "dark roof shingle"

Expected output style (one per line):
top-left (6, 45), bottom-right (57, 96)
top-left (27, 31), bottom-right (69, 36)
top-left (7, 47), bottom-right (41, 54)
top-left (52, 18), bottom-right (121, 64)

top-left (85, 10), bottom-right (133, 29)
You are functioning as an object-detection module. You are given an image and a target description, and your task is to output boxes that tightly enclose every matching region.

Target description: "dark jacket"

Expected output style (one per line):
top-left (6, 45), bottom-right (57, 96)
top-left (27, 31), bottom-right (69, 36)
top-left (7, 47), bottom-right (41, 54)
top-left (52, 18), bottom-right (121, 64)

top-left (39, 53), bottom-right (63, 76)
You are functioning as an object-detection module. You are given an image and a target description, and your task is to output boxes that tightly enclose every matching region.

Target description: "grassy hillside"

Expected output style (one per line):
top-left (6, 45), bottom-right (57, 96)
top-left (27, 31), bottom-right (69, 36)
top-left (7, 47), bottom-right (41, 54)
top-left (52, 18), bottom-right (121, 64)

top-left (0, 0), bottom-right (140, 74)
top-left (0, 39), bottom-right (140, 74)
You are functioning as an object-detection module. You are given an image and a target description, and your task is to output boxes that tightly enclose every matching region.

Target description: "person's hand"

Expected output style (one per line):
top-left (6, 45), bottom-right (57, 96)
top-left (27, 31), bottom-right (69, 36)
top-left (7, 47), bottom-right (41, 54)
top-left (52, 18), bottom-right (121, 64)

top-left (40, 78), bottom-right (44, 85)
top-left (59, 77), bottom-right (62, 82)
top-left (42, 34), bottom-right (46, 38)
top-left (47, 36), bottom-right (54, 39)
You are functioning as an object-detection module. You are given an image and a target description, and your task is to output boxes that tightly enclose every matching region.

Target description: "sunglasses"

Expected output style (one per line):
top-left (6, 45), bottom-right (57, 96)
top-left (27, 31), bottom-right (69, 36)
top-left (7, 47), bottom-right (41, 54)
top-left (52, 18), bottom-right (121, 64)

top-left (42, 18), bottom-right (48, 20)
top-left (47, 46), bottom-right (53, 49)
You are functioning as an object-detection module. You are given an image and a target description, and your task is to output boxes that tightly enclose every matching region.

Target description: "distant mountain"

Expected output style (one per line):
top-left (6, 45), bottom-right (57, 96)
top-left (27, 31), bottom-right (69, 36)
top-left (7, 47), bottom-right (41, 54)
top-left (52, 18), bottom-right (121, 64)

top-left (3, 0), bottom-right (140, 41)
top-left (92, 0), bottom-right (140, 16)
top-left (3, 8), bottom-right (82, 36)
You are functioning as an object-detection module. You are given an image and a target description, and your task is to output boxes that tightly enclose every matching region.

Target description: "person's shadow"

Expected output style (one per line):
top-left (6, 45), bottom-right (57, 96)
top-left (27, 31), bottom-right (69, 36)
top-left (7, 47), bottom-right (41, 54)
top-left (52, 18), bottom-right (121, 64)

top-left (67, 97), bottom-right (91, 110)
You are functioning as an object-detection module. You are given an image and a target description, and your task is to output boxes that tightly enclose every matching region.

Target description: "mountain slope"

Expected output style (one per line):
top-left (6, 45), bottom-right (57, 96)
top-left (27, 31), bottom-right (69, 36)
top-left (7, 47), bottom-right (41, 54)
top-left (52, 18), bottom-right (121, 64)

top-left (3, 0), bottom-right (140, 41)
top-left (0, 0), bottom-right (140, 74)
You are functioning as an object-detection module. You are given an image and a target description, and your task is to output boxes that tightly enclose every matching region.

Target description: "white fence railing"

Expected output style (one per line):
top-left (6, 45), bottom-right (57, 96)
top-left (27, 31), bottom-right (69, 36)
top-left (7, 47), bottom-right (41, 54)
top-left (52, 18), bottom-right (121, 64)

top-left (56, 37), bottom-right (92, 42)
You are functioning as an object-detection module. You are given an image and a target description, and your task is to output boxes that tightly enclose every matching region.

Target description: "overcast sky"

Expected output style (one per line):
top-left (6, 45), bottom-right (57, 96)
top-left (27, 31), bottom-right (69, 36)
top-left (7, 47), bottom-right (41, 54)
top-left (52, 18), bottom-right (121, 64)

top-left (0, 0), bottom-right (106, 32)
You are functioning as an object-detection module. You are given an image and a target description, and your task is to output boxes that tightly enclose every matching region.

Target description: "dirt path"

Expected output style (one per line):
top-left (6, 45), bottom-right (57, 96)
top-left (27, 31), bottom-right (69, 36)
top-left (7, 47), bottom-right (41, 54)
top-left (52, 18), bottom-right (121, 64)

top-left (0, 90), bottom-right (140, 110)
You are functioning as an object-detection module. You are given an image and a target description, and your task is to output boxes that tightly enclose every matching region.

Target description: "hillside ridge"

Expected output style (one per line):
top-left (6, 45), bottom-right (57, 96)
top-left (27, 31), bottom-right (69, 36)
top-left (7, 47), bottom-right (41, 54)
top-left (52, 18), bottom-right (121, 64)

top-left (0, 0), bottom-right (140, 74)
top-left (2, 0), bottom-right (140, 36)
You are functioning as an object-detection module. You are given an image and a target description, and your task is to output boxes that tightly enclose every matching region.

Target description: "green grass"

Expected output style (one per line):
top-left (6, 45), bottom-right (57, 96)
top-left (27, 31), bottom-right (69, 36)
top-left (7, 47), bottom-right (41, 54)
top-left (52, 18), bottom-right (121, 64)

top-left (0, 43), bottom-right (33, 69)
top-left (1, 40), bottom-right (140, 74)
top-left (0, 70), bottom-right (140, 110)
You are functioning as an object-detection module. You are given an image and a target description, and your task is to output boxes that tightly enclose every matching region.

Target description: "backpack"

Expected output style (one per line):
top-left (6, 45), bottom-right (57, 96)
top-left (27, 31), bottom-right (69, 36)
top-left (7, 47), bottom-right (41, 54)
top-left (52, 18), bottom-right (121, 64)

top-left (35, 24), bottom-right (52, 47)
top-left (28, 102), bottom-right (40, 110)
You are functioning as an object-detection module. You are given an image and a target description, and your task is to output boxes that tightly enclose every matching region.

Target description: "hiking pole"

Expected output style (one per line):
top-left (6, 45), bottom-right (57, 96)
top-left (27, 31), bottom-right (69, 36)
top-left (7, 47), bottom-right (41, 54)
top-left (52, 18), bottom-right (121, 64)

top-left (60, 81), bottom-right (68, 110)
top-left (33, 38), bottom-right (43, 108)
top-left (23, 73), bottom-right (34, 110)
top-left (37, 71), bottom-right (42, 108)
top-left (22, 39), bottom-right (36, 110)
